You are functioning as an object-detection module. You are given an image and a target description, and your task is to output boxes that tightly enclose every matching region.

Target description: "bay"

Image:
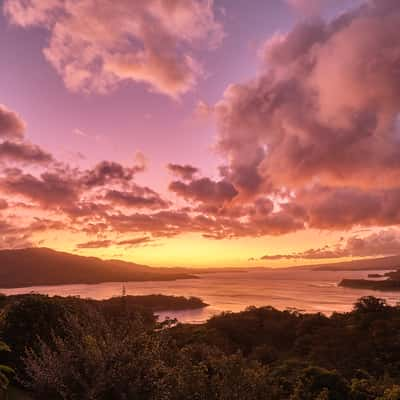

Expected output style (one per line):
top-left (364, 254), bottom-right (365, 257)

top-left (1, 269), bottom-right (399, 323)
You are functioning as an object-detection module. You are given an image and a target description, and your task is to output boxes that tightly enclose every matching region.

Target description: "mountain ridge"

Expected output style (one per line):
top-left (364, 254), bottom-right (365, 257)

top-left (309, 254), bottom-right (400, 271)
top-left (0, 247), bottom-right (198, 288)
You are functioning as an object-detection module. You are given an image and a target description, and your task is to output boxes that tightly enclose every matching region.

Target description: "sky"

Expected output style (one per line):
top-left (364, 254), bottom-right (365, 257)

top-left (1, 0), bottom-right (400, 268)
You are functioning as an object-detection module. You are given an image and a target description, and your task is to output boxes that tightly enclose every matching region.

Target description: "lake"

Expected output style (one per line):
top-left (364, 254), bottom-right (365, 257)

top-left (1, 269), bottom-right (399, 323)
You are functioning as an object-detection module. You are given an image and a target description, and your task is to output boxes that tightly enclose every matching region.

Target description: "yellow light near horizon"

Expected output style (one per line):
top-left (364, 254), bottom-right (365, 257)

top-left (38, 228), bottom-right (354, 268)
top-left (34, 225), bottom-right (384, 269)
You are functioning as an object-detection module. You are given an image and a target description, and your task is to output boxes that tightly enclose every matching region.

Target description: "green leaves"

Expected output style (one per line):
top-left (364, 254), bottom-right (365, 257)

top-left (0, 340), bottom-right (14, 392)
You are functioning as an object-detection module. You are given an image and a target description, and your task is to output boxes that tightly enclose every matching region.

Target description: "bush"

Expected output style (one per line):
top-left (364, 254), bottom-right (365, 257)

top-left (22, 310), bottom-right (168, 400)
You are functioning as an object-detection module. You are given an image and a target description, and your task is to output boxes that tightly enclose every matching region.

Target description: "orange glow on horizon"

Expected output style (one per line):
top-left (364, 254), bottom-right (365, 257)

top-left (38, 229), bottom-right (365, 269)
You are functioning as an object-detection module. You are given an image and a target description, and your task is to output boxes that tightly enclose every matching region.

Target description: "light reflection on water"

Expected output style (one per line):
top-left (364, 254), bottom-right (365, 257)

top-left (1, 269), bottom-right (399, 324)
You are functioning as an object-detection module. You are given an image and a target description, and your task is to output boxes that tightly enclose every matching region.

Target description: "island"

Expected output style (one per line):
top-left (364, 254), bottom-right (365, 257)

top-left (0, 293), bottom-right (208, 323)
top-left (96, 294), bottom-right (208, 311)
top-left (339, 269), bottom-right (400, 291)
top-left (367, 273), bottom-right (385, 278)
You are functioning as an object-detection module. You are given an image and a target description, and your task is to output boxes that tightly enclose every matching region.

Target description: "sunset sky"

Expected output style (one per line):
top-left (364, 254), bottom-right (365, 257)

top-left (1, 0), bottom-right (400, 267)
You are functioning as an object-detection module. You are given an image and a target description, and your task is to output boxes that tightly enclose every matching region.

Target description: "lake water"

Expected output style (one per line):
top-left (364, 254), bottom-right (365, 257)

top-left (1, 269), bottom-right (399, 323)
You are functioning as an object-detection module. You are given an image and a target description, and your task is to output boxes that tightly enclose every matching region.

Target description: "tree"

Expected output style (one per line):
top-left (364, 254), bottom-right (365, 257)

top-left (1, 295), bottom-right (67, 370)
top-left (290, 367), bottom-right (350, 400)
top-left (377, 386), bottom-right (400, 400)
top-left (0, 341), bottom-right (14, 394)
top-left (353, 297), bottom-right (388, 314)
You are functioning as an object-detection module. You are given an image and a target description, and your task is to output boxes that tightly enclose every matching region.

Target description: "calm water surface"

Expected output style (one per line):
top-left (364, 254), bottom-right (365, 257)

top-left (1, 269), bottom-right (399, 323)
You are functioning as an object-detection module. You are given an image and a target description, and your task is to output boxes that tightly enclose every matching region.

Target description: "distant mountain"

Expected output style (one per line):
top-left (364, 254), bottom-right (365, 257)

top-left (0, 248), bottom-right (198, 288)
top-left (309, 255), bottom-right (400, 271)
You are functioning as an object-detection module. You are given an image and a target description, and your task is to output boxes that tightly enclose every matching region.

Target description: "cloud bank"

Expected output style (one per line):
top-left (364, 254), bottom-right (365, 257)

top-left (261, 230), bottom-right (400, 260)
top-left (211, 0), bottom-right (400, 233)
top-left (2, 0), bottom-right (400, 261)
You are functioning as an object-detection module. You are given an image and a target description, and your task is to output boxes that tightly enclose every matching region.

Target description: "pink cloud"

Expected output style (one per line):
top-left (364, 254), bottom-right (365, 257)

top-left (0, 140), bottom-right (53, 164)
top-left (4, 0), bottom-right (223, 97)
top-left (292, 186), bottom-right (400, 230)
top-left (207, 1), bottom-right (400, 233)
top-left (261, 229), bottom-right (400, 260)
top-left (169, 177), bottom-right (238, 206)
top-left (117, 236), bottom-right (153, 247)
top-left (105, 188), bottom-right (169, 210)
top-left (0, 105), bottom-right (25, 139)
top-left (215, 1), bottom-right (400, 192)
top-left (76, 235), bottom-right (153, 250)
top-left (76, 239), bottom-right (113, 249)
top-left (81, 161), bottom-right (143, 188)
top-left (0, 169), bottom-right (79, 208)
top-left (167, 163), bottom-right (199, 181)
top-left (4, 0), bottom-right (400, 258)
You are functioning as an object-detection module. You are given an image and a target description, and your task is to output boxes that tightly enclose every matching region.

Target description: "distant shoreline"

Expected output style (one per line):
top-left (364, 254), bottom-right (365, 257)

top-left (0, 275), bottom-right (202, 291)
top-left (339, 277), bottom-right (400, 291)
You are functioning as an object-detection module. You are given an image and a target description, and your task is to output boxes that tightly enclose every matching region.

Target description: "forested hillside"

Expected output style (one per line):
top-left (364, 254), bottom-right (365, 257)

top-left (0, 294), bottom-right (400, 399)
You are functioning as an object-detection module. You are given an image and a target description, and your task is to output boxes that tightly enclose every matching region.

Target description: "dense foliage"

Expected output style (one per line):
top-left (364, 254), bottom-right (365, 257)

top-left (1, 294), bottom-right (400, 399)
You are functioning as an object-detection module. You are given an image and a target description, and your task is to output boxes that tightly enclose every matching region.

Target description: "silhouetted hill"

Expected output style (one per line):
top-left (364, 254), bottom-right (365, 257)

top-left (308, 255), bottom-right (400, 271)
top-left (0, 248), bottom-right (198, 288)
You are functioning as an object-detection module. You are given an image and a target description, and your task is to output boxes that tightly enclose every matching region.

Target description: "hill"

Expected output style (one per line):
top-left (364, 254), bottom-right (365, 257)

top-left (305, 255), bottom-right (400, 271)
top-left (0, 248), bottom-right (198, 288)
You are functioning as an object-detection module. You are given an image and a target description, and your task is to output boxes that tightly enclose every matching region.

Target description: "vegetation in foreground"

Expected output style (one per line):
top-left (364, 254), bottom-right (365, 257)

top-left (1, 294), bottom-right (400, 399)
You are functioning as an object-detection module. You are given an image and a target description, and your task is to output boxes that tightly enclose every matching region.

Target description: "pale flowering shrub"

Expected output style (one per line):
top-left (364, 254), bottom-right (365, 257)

top-left (22, 309), bottom-right (170, 400)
